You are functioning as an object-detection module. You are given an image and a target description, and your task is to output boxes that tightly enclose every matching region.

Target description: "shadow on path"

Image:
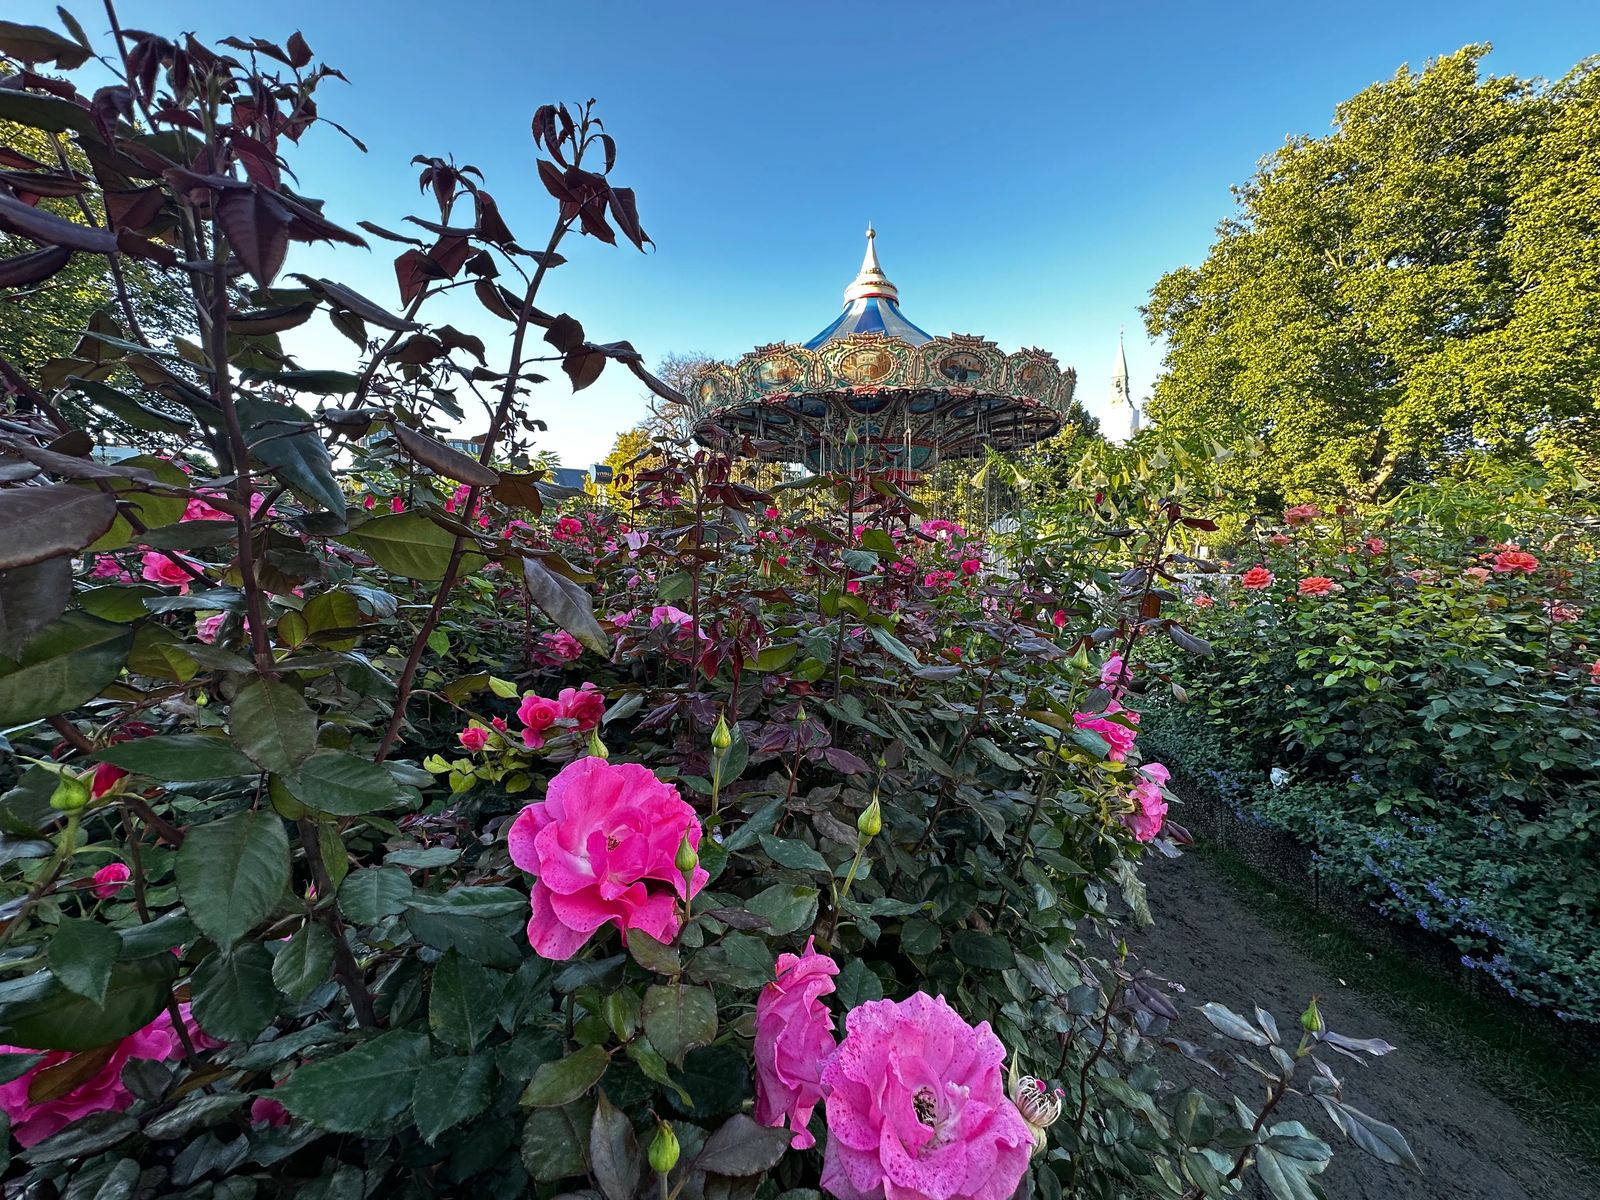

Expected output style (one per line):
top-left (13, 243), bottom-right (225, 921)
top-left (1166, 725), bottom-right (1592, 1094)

top-left (1126, 850), bottom-right (1596, 1200)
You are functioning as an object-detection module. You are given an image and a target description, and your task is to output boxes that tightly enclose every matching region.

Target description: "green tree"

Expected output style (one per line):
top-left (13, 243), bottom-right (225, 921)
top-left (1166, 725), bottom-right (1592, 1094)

top-left (1145, 46), bottom-right (1600, 505)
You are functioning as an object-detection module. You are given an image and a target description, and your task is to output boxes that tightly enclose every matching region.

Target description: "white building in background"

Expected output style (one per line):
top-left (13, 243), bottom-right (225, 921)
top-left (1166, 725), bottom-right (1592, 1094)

top-left (1111, 330), bottom-right (1143, 441)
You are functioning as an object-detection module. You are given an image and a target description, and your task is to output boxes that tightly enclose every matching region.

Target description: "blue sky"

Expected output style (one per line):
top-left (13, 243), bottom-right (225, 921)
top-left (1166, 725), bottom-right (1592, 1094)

top-left (16, 1), bottom-right (1600, 464)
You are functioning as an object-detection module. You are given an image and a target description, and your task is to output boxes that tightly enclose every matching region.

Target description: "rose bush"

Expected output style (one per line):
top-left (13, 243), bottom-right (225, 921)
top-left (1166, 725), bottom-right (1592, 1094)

top-left (0, 13), bottom-right (1416, 1200)
top-left (1156, 479), bottom-right (1600, 1020)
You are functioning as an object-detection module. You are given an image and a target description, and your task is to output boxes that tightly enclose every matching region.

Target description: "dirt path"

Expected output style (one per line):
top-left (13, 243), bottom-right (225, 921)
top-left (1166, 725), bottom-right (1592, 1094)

top-left (1127, 850), bottom-right (1597, 1200)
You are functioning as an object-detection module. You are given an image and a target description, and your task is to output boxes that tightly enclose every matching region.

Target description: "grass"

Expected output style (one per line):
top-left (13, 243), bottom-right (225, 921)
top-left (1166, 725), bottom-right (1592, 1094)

top-left (1196, 840), bottom-right (1600, 1171)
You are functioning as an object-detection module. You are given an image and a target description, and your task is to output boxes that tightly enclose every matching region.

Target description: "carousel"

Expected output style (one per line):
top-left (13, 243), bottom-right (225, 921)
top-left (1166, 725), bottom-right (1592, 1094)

top-left (687, 227), bottom-right (1078, 487)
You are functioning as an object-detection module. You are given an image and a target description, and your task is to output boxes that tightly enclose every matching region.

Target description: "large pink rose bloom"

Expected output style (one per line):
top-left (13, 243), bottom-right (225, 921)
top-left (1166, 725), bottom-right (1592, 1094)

top-left (1125, 762), bottom-right (1169, 842)
top-left (821, 992), bottom-right (1032, 1200)
top-left (755, 937), bottom-right (839, 1149)
top-left (0, 1006), bottom-right (200, 1146)
top-left (508, 758), bottom-right (709, 960)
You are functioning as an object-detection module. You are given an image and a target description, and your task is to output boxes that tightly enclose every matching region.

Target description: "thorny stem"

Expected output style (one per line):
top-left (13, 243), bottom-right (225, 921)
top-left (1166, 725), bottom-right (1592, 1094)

top-left (296, 819), bottom-right (378, 1028)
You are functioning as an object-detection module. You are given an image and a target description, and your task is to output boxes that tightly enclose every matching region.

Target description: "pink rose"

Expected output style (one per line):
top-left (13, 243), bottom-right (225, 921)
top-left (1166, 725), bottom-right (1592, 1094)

top-left (649, 605), bottom-right (707, 641)
top-left (557, 683), bottom-right (606, 733)
top-left (959, 557), bottom-right (982, 576)
top-left (1072, 700), bottom-right (1139, 762)
top-left (539, 630), bottom-right (584, 664)
top-left (755, 937), bottom-right (839, 1149)
top-left (845, 580), bottom-right (861, 594)
top-left (1192, 593), bottom-right (1215, 609)
top-left (89, 556), bottom-right (133, 582)
top-left (390, 496), bottom-right (405, 513)
top-left (507, 758), bottom-right (708, 959)
top-left (196, 613), bottom-right (226, 644)
top-left (250, 1097), bottom-right (291, 1127)
top-left (1099, 653), bottom-right (1130, 694)
top-left (1125, 763), bottom-right (1169, 842)
top-left (1284, 504), bottom-right (1321, 526)
top-left (0, 1006), bottom-right (202, 1147)
top-left (820, 992), bottom-right (1032, 1200)
top-left (1365, 537), bottom-right (1386, 554)
top-left (140, 552), bottom-right (202, 592)
top-left (363, 494), bottom-right (376, 510)
top-left (518, 694), bottom-right (562, 750)
top-left (459, 726), bottom-right (490, 752)
top-left (92, 862), bottom-right (131, 899)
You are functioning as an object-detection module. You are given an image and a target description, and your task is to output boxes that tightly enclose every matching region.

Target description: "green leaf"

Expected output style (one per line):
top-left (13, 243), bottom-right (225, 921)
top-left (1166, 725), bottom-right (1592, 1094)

top-left (429, 950), bottom-right (506, 1051)
top-left (1326, 1101), bottom-right (1420, 1170)
top-left (191, 943), bottom-right (279, 1042)
top-left (0, 612), bottom-right (132, 726)
top-left (279, 749), bottom-right (407, 816)
top-left (350, 511), bottom-right (479, 581)
top-left (590, 1091), bottom-right (641, 1200)
top-left (627, 930), bottom-right (681, 975)
top-left (0, 557), bottom-right (72, 657)
top-left (900, 917), bottom-right (941, 956)
top-left (758, 834), bottom-right (829, 872)
top-left (0, 954), bottom-right (176, 1051)
top-left (641, 983), bottom-right (717, 1066)
top-left (833, 957), bottom-right (884, 1008)
top-left (405, 886), bottom-right (525, 918)
top-left (412, 1052), bottom-right (495, 1144)
top-left (744, 883), bottom-right (818, 936)
top-left (69, 377), bottom-right (191, 435)
top-left (405, 908), bottom-right (521, 968)
top-left (93, 735), bottom-right (256, 781)
top-left (693, 1113), bottom-right (794, 1176)
top-left (520, 1096), bottom-right (594, 1181)
top-left (18, 1112), bottom-right (137, 1165)
top-left (47, 916), bottom-right (121, 1006)
top-left (272, 922), bottom-right (334, 1003)
top-left (869, 625), bottom-right (922, 667)
top-left (521, 556), bottom-right (609, 656)
top-left (950, 929), bottom-right (1016, 970)
top-left (521, 1044), bottom-right (610, 1107)
top-left (338, 866), bottom-right (413, 924)
top-left (176, 808), bottom-right (291, 946)
top-left (234, 394), bottom-right (346, 515)
top-left (0, 483), bottom-right (114, 572)
top-left (1199, 1002), bottom-right (1270, 1047)
top-left (273, 1029), bottom-right (431, 1133)
top-left (144, 1093), bottom-right (249, 1141)
top-left (116, 909), bottom-right (198, 960)
top-left (230, 678), bottom-right (317, 774)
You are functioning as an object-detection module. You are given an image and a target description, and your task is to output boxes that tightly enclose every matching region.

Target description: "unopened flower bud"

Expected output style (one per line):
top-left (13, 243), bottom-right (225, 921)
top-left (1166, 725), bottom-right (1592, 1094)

top-left (1300, 996), bottom-right (1324, 1035)
top-left (857, 797), bottom-right (882, 839)
top-left (710, 713), bottom-right (732, 753)
top-left (675, 835), bottom-right (699, 875)
top-left (844, 426), bottom-right (859, 446)
top-left (795, 703), bottom-right (807, 724)
top-left (648, 1119), bottom-right (680, 1174)
top-left (49, 772), bottom-right (92, 812)
top-left (587, 730), bottom-right (609, 760)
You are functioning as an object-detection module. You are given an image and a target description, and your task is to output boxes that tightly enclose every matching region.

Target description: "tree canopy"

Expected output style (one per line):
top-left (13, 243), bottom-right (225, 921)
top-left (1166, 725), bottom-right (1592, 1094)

top-left (1144, 46), bottom-right (1600, 504)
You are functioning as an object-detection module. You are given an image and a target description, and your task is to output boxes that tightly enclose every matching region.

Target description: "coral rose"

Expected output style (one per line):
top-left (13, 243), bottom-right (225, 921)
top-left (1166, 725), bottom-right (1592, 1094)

top-left (0, 1007), bottom-right (201, 1146)
top-left (1491, 548), bottom-right (1539, 574)
top-left (1296, 576), bottom-right (1335, 597)
top-left (507, 758), bottom-right (708, 959)
top-left (820, 992), bottom-right (1032, 1200)
top-left (1192, 593), bottom-right (1215, 609)
top-left (755, 936), bottom-right (839, 1149)
top-left (1283, 504), bottom-right (1321, 526)
top-left (1239, 565), bottom-right (1274, 590)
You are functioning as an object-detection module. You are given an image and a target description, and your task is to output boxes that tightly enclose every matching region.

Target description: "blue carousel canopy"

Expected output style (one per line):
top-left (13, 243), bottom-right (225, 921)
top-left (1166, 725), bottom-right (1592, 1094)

top-left (802, 225), bottom-right (932, 349)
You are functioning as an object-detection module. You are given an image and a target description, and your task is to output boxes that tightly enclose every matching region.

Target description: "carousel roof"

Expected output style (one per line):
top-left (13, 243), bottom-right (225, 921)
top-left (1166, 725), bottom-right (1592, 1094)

top-left (687, 228), bottom-right (1078, 472)
top-left (802, 226), bottom-right (932, 349)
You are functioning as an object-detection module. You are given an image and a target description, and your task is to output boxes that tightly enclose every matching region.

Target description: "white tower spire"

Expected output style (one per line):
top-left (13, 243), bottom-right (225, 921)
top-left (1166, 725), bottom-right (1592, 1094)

top-left (1111, 328), bottom-right (1141, 437)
